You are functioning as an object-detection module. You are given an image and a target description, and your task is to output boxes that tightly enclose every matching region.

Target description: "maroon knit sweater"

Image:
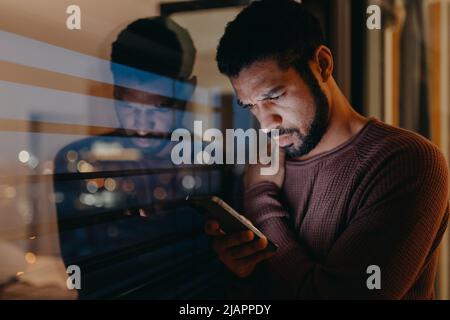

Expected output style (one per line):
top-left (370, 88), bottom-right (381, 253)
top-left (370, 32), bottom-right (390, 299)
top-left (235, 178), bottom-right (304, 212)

top-left (242, 118), bottom-right (449, 300)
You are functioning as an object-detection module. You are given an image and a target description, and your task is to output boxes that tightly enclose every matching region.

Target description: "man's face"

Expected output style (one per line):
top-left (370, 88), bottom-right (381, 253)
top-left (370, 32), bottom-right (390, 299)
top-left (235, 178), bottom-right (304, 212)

top-left (114, 85), bottom-right (178, 150)
top-left (231, 58), bottom-right (330, 158)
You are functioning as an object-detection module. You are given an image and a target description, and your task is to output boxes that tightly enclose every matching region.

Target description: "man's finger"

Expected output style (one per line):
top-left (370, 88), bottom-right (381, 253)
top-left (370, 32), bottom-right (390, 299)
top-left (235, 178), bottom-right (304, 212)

top-left (238, 247), bottom-right (275, 266)
top-left (214, 230), bottom-right (254, 252)
top-left (205, 220), bottom-right (225, 236)
top-left (227, 237), bottom-right (269, 259)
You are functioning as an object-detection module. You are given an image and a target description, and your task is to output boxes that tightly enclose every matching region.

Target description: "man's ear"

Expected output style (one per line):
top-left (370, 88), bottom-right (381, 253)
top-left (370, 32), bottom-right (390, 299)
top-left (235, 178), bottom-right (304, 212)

top-left (314, 46), bottom-right (333, 82)
top-left (188, 75), bottom-right (197, 88)
top-left (186, 75), bottom-right (197, 99)
top-left (174, 75), bottom-right (197, 111)
top-left (174, 75), bottom-right (197, 107)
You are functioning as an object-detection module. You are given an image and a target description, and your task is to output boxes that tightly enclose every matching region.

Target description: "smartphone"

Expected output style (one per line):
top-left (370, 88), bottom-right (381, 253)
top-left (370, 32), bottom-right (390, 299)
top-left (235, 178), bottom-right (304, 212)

top-left (185, 195), bottom-right (278, 252)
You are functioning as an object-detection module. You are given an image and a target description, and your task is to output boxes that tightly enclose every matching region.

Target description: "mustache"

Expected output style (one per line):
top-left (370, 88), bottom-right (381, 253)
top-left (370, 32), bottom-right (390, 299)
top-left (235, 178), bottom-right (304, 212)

top-left (266, 127), bottom-right (303, 139)
top-left (278, 128), bottom-right (301, 136)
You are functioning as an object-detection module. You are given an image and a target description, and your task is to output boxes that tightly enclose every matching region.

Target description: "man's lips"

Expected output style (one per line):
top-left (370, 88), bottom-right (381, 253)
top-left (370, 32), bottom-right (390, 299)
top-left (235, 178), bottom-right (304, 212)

top-left (132, 137), bottom-right (153, 147)
top-left (137, 130), bottom-right (149, 136)
top-left (133, 130), bottom-right (153, 147)
top-left (275, 134), bottom-right (294, 148)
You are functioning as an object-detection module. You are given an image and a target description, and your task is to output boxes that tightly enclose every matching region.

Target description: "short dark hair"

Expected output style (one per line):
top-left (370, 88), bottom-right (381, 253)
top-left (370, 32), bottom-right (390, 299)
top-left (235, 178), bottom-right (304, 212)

top-left (111, 17), bottom-right (196, 79)
top-left (216, 0), bottom-right (325, 78)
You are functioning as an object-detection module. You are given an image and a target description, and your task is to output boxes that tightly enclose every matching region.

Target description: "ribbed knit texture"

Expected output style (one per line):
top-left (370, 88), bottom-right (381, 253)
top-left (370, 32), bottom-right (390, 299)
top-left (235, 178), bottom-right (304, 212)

top-left (243, 118), bottom-right (449, 299)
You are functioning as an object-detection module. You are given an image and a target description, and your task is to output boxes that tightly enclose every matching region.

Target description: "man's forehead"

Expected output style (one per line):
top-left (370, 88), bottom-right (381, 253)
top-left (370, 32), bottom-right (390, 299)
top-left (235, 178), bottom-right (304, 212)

top-left (235, 59), bottom-right (289, 84)
top-left (115, 86), bottom-right (167, 105)
top-left (115, 75), bottom-right (176, 98)
top-left (232, 61), bottom-right (289, 100)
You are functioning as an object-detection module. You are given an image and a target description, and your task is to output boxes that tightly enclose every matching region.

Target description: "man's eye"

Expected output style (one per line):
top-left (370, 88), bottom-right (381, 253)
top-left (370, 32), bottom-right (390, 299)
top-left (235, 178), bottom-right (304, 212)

top-left (268, 93), bottom-right (284, 101)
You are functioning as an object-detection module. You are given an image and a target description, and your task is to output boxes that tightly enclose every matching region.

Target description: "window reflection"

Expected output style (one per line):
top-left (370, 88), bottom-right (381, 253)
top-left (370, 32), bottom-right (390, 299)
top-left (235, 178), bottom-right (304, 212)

top-left (51, 16), bottom-right (225, 298)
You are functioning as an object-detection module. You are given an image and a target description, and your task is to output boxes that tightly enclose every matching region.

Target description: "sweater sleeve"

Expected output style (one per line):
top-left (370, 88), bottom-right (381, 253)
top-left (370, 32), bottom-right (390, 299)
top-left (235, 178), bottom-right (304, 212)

top-left (243, 143), bottom-right (449, 299)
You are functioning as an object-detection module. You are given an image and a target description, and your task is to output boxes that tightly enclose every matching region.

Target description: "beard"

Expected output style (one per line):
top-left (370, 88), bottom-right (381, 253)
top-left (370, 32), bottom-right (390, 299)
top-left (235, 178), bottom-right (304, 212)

top-left (279, 66), bottom-right (330, 159)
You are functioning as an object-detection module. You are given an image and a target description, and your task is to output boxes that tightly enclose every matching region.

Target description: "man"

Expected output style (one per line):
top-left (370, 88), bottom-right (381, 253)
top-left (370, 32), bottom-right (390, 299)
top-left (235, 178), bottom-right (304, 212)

top-left (205, 0), bottom-right (449, 299)
top-left (54, 17), bottom-right (223, 298)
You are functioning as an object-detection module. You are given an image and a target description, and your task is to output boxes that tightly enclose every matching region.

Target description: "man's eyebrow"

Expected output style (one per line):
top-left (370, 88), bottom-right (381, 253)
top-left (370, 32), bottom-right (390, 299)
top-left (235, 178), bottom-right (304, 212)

top-left (236, 85), bottom-right (285, 107)
top-left (261, 85), bottom-right (285, 99)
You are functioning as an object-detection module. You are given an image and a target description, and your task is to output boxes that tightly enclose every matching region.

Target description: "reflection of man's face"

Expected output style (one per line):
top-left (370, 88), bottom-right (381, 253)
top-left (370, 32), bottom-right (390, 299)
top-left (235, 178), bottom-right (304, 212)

top-left (114, 85), bottom-right (178, 150)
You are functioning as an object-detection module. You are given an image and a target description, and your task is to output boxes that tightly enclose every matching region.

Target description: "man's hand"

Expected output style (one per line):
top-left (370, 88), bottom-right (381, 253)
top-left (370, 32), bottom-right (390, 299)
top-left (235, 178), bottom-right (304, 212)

top-left (244, 147), bottom-right (286, 190)
top-left (205, 220), bottom-right (275, 278)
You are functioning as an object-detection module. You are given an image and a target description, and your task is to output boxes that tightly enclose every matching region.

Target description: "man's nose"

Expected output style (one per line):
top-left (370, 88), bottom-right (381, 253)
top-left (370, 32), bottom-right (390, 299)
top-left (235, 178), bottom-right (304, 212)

top-left (134, 108), bottom-right (154, 130)
top-left (257, 106), bottom-right (282, 132)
